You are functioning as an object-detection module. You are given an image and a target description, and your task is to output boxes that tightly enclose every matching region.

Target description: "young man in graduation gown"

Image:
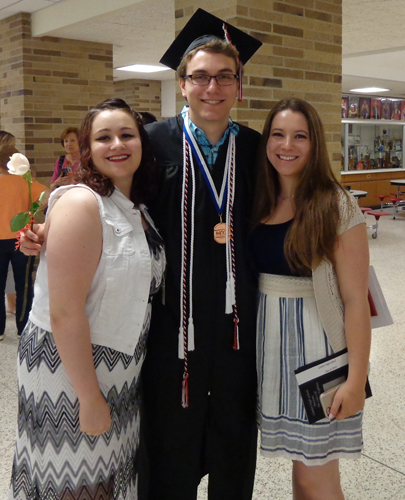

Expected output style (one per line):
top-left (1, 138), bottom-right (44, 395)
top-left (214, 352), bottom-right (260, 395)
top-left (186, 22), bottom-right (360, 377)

top-left (141, 9), bottom-right (263, 500)
top-left (18, 10), bottom-right (263, 499)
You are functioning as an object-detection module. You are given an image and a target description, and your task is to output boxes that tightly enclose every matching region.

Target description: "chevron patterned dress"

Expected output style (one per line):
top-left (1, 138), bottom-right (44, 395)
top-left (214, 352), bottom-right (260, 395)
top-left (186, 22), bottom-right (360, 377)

top-left (8, 225), bottom-right (165, 500)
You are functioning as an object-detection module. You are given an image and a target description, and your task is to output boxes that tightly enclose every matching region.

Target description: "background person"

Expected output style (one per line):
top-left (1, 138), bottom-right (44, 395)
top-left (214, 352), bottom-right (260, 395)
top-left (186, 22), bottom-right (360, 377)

top-left (0, 144), bottom-right (48, 341)
top-left (0, 130), bottom-right (15, 147)
top-left (0, 131), bottom-right (18, 315)
top-left (250, 98), bottom-right (371, 500)
top-left (50, 126), bottom-right (81, 190)
top-left (8, 98), bottom-right (165, 500)
top-left (5, 265), bottom-right (16, 314)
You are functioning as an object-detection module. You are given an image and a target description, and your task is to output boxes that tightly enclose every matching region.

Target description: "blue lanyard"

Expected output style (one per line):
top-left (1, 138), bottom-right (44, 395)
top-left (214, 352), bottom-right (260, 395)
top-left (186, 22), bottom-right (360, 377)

top-left (183, 115), bottom-right (229, 215)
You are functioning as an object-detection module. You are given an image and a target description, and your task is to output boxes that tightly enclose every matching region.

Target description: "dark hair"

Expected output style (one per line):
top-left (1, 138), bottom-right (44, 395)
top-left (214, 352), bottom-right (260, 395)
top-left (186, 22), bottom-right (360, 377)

top-left (0, 130), bottom-right (16, 147)
top-left (77, 98), bottom-right (157, 206)
top-left (60, 127), bottom-right (79, 146)
top-left (177, 39), bottom-right (240, 78)
top-left (139, 111), bottom-right (157, 126)
top-left (252, 98), bottom-right (347, 275)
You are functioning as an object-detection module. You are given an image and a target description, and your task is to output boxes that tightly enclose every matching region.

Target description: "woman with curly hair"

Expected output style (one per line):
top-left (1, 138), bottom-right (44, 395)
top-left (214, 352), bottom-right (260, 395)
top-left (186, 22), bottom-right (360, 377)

top-left (250, 98), bottom-right (371, 499)
top-left (9, 98), bottom-right (165, 500)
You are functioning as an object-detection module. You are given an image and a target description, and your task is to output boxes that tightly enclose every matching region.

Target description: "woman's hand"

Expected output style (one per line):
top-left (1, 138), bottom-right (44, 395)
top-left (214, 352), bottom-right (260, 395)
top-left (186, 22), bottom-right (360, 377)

top-left (328, 380), bottom-right (366, 421)
top-left (79, 392), bottom-right (112, 436)
top-left (19, 224), bottom-right (45, 256)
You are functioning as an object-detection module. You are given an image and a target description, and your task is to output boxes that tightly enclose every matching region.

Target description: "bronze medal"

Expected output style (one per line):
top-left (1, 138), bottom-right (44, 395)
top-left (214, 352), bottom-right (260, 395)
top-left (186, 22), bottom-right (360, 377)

top-left (214, 222), bottom-right (230, 244)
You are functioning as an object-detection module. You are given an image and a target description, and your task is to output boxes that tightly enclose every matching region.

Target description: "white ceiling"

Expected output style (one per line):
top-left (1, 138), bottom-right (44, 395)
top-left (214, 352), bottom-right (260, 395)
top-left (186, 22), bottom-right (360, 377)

top-left (342, 0), bottom-right (405, 97)
top-left (0, 0), bottom-right (176, 81)
top-left (0, 0), bottom-right (405, 96)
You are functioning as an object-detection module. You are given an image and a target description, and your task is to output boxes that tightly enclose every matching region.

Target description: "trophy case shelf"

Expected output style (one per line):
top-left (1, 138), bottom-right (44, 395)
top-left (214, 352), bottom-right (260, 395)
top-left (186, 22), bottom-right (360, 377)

top-left (341, 119), bottom-right (405, 172)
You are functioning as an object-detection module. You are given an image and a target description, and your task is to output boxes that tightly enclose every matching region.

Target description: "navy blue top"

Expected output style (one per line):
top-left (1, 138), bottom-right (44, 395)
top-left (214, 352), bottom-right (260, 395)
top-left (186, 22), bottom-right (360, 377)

top-left (249, 219), bottom-right (300, 276)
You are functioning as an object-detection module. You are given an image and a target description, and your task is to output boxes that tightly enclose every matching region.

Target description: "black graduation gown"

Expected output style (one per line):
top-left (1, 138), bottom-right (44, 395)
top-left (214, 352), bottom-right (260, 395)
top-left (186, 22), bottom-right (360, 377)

top-left (142, 115), bottom-right (260, 500)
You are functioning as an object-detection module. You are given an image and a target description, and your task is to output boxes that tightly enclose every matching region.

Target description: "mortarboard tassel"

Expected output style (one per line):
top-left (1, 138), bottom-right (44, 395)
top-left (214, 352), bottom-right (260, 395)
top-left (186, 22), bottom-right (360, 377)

top-left (237, 63), bottom-right (243, 102)
top-left (222, 23), bottom-right (232, 44)
top-left (223, 23), bottom-right (243, 102)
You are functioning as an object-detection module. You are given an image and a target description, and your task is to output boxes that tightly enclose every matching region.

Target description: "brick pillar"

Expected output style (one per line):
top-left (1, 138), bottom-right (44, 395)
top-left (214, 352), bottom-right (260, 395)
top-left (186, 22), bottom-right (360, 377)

top-left (0, 13), bottom-right (113, 184)
top-left (173, 0), bottom-right (342, 174)
top-left (114, 79), bottom-right (162, 120)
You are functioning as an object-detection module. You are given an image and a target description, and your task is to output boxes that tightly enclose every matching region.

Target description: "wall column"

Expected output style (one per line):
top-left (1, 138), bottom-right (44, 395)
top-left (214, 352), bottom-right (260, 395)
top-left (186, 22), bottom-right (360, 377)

top-left (0, 12), bottom-right (113, 183)
top-left (114, 79), bottom-right (162, 120)
top-left (173, 0), bottom-right (342, 174)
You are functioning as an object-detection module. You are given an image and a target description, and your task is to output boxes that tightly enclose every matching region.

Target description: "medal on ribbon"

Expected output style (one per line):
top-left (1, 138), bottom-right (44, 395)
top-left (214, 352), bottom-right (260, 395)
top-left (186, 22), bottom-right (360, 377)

top-left (183, 117), bottom-right (231, 243)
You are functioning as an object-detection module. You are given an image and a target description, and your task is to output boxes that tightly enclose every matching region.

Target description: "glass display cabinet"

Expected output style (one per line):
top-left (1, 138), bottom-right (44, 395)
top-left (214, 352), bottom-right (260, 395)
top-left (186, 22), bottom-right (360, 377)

top-left (341, 119), bottom-right (405, 172)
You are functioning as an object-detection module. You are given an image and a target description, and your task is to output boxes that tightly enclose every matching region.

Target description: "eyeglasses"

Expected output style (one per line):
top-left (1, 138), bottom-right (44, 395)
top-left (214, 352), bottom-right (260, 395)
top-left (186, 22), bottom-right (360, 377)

top-left (183, 74), bottom-right (239, 86)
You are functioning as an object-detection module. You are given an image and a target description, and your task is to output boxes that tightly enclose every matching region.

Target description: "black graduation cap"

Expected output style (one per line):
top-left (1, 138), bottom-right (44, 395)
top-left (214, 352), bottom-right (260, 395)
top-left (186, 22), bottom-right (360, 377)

top-left (160, 8), bottom-right (262, 71)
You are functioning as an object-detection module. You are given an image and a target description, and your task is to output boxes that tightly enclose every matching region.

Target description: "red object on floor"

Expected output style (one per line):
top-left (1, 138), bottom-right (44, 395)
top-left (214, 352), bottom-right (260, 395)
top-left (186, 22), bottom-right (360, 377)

top-left (367, 211), bottom-right (390, 221)
top-left (365, 210), bottom-right (390, 238)
top-left (374, 195), bottom-right (388, 210)
top-left (361, 207), bottom-right (372, 214)
top-left (388, 198), bottom-right (403, 219)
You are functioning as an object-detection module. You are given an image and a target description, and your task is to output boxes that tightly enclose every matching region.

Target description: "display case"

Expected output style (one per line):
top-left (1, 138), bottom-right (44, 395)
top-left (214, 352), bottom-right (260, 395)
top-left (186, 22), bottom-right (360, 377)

top-left (341, 119), bottom-right (405, 172)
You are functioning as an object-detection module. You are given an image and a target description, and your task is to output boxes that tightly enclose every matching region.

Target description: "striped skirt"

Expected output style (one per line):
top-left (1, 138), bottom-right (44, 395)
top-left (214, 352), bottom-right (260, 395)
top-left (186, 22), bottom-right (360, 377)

top-left (8, 320), bottom-right (146, 499)
top-left (257, 274), bottom-right (363, 466)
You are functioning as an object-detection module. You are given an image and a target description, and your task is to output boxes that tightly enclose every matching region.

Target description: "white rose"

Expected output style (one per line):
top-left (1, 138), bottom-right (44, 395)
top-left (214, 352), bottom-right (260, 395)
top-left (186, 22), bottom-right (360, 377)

top-left (7, 153), bottom-right (31, 176)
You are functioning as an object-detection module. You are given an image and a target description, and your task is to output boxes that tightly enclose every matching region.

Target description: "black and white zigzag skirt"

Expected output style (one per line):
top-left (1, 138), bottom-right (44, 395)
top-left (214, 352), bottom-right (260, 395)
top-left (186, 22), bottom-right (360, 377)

top-left (8, 320), bottom-right (145, 500)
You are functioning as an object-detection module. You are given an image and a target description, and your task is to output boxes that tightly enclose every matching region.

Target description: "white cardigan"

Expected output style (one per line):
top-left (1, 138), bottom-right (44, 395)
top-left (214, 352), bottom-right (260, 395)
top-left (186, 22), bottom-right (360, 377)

top-left (312, 190), bottom-right (366, 353)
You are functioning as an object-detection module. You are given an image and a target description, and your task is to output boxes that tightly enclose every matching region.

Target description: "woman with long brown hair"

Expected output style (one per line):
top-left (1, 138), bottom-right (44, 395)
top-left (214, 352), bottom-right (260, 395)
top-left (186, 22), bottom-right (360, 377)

top-left (250, 98), bottom-right (371, 499)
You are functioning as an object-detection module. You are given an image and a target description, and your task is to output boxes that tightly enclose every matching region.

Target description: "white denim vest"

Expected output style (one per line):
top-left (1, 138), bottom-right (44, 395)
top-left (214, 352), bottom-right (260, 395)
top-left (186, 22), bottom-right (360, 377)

top-left (30, 184), bottom-right (152, 355)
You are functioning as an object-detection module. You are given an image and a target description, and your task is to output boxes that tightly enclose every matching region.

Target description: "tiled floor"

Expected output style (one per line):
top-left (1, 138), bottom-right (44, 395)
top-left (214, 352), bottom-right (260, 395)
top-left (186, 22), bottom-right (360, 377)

top-left (2, 209), bottom-right (405, 499)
